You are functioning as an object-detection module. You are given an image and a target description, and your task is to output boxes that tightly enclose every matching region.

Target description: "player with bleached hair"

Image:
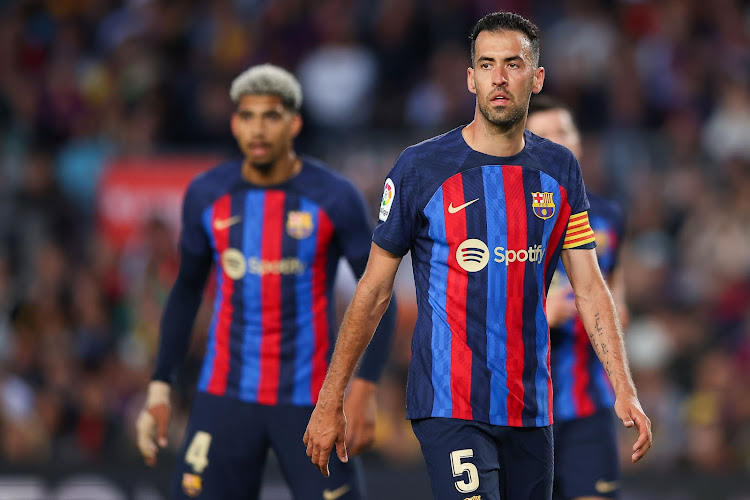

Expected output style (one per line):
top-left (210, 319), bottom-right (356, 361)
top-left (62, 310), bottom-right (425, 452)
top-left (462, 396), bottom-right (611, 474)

top-left (136, 63), bottom-right (396, 499)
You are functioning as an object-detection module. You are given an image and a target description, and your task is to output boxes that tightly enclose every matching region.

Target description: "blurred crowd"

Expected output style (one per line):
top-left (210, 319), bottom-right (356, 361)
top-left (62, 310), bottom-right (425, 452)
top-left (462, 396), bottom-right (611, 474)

top-left (0, 0), bottom-right (749, 488)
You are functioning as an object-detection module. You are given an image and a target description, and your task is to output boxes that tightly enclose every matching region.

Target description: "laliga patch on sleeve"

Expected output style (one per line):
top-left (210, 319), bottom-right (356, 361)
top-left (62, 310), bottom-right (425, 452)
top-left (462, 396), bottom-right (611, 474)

top-left (379, 178), bottom-right (395, 221)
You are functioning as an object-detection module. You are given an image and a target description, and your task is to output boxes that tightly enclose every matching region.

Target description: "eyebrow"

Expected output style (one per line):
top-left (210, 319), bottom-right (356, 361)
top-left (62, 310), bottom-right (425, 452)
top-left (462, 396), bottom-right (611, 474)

top-left (477, 54), bottom-right (523, 64)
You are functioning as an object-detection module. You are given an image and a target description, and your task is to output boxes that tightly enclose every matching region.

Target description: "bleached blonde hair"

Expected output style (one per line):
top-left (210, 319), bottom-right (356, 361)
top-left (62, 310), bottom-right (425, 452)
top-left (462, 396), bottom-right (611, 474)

top-left (229, 64), bottom-right (302, 111)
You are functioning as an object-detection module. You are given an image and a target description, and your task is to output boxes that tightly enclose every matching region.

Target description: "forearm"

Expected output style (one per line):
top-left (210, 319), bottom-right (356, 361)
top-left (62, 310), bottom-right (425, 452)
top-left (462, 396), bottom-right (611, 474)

top-left (321, 280), bottom-right (393, 400)
top-left (152, 248), bottom-right (211, 383)
top-left (356, 292), bottom-right (397, 382)
top-left (575, 285), bottom-right (635, 396)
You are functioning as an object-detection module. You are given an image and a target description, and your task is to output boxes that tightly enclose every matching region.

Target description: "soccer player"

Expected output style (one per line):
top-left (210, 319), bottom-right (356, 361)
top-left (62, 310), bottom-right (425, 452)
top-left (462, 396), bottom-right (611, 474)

top-left (135, 64), bottom-right (396, 499)
top-left (304, 12), bottom-right (651, 500)
top-left (527, 96), bottom-right (629, 500)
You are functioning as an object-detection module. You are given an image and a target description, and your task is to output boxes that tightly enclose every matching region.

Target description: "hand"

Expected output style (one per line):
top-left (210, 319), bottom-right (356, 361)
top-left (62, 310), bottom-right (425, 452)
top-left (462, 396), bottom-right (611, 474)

top-left (136, 381), bottom-right (172, 466)
top-left (344, 378), bottom-right (377, 456)
top-left (614, 393), bottom-right (652, 463)
top-left (303, 393), bottom-right (348, 477)
top-left (546, 282), bottom-right (576, 327)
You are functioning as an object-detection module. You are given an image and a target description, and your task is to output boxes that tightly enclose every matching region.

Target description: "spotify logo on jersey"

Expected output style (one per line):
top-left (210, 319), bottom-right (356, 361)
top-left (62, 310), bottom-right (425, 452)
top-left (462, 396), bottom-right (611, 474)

top-left (455, 239), bottom-right (545, 273)
top-left (456, 239), bottom-right (490, 272)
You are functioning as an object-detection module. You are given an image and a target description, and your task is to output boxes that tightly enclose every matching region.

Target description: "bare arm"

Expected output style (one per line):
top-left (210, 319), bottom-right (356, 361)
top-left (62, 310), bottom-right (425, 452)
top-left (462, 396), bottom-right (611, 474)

top-left (304, 243), bottom-right (402, 476)
top-left (608, 265), bottom-right (629, 330)
top-left (561, 248), bottom-right (651, 463)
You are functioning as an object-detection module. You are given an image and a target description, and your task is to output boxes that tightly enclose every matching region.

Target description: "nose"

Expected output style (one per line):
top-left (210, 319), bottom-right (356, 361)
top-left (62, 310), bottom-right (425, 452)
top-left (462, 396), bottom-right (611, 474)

top-left (492, 67), bottom-right (508, 87)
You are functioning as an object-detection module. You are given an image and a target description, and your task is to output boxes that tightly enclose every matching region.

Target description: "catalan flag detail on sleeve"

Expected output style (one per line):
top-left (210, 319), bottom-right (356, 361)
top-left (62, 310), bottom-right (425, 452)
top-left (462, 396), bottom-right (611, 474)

top-left (562, 212), bottom-right (595, 249)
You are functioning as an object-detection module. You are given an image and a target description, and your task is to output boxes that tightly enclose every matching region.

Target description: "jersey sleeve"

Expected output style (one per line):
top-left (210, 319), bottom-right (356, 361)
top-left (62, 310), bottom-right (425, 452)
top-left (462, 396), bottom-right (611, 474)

top-left (562, 154), bottom-right (596, 250)
top-left (179, 178), bottom-right (211, 256)
top-left (372, 151), bottom-right (420, 256)
top-left (330, 180), bottom-right (374, 262)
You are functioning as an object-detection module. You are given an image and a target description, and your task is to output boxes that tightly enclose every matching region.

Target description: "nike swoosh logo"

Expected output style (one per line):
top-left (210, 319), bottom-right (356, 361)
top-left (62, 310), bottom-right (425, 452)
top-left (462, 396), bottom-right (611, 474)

top-left (322, 484), bottom-right (351, 500)
top-left (213, 215), bottom-right (242, 230)
top-left (595, 479), bottom-right (620, 494)
top-left (448, 198), bottom-right (479, 214)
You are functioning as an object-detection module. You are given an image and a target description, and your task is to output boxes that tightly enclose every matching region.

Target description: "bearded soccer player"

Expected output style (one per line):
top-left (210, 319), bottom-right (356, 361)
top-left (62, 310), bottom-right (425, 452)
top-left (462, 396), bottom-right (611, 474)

top-left (304, 12), bottom-right (651, 500)
top-left (135, 64), bottom-right (396, 500)
top-left (527, 95), bottom-right (629, 500)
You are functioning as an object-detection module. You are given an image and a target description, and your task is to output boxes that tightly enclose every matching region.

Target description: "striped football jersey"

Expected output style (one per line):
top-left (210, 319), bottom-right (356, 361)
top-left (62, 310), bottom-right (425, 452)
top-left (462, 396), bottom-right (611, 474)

top-left (373, 127), bottom-right (595, 427)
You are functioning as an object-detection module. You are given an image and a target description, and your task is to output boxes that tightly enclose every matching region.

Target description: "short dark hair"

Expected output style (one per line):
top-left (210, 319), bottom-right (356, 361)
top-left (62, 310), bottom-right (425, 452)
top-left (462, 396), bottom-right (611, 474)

top-left (470, 12), bottom-right (540, 68)
top-left (528, 95), bottom-right (570, 116)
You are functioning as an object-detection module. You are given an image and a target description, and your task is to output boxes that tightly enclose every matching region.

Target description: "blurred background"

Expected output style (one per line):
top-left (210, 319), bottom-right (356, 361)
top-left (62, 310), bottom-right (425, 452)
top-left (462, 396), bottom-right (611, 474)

top-left (0, 0), bottom-right (749, 498)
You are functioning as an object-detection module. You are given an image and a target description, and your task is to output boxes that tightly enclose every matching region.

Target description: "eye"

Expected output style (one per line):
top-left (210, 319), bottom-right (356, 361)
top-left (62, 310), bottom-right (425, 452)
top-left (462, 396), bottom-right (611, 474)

top-left (481, 62), bottom-right (492, 69)
top-left (508, 62), bottom-right (519, 69)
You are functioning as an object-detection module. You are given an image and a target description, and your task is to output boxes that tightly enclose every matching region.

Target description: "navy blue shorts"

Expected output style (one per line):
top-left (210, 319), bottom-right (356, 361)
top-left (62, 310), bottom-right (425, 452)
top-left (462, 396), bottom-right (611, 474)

top-left (411, 417), bottom-right (553, 500)
top-left (553, 409), bottom-right (620, 499)
top-left (171, 392), bottom-right (363, 500)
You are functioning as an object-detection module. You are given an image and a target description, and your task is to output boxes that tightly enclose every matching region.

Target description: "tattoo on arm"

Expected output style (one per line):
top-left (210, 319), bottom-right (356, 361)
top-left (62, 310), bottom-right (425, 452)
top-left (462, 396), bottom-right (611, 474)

top-left (594, 312), bottom-right (604, 337)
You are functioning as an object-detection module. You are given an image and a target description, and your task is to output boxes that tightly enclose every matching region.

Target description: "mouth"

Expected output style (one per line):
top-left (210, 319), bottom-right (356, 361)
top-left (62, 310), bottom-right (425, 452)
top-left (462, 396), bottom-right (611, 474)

top-left (248, 143), bottom-right (271, 156)
top-left (490, 94), bottom-right (510, 106)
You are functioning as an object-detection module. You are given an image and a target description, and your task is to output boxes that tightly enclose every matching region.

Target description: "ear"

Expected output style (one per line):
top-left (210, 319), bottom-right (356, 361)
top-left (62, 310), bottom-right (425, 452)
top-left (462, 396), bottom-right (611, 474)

top-left (532, 66), bottom-right (545, 94)
top-left (467, 67), bottom-right (477, 95)
top-left (290, 114), bottom-right (303, 139)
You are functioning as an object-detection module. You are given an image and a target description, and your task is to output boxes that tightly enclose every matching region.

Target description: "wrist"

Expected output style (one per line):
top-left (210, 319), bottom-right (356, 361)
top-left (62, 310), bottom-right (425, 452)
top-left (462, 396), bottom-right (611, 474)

top-left (146, 380), bottom-right (171, 407)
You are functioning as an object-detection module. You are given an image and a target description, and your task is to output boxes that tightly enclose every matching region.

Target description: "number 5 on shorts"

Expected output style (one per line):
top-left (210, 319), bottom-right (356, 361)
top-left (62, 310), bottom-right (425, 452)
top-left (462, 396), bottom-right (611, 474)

top-left (450, 449), bottom-right (479, 493)
top-left (185, 431), bottom-right (212, 474)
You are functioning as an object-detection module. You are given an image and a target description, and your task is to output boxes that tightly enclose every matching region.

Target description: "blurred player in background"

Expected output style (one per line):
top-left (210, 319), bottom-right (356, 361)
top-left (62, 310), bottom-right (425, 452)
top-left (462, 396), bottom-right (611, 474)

top-left (305, 11), bottom-right (650, 500)
top-left (527, 96), bottom-right (629, 500)
top-left (135, 64), bottom-right (396, 499)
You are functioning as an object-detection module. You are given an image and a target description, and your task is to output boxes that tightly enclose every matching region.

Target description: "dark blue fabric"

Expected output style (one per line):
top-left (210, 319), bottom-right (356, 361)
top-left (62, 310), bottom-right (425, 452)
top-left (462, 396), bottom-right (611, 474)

top-left (412, 417), bottom-right (553, 500)
top-left (172, 392), bottom-right (364, 500)
top-left (553, 409), bottom-right (620, 500)
top-left (152, 247), bottom-right (212, 383)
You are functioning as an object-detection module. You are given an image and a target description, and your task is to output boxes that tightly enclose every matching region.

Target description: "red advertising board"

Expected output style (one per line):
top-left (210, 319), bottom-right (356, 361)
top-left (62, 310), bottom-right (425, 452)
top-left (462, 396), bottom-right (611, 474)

top-left (97, 155), bottom-right (220, 250)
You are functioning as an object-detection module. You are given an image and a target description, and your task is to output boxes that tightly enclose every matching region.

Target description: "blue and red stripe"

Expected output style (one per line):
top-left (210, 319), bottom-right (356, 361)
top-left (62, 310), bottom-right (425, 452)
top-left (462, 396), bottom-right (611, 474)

top-left (310, 209), bottom-right (334, 403)
top-left (502, 166), bottom-right (527, 426)
top-left (483, 166), bottom-right (510, 424)
top-left (203, 194), bottom-right (234, 396)
top-left (442, 174), bottom-right (473, 420)
top-left (292, 198), bottom-right (320, 405)
top-left (572, 319), bottom-right (595, 415)
top-left (463, 169), bottom-right (490, 423)
top-left (239, 190), bottom-right (265, 401)
top-left (258, 191), bottom-right (285, 405)
top-left (535, 172), bottom-right (564, 425)
top-left (425, 189), bottom-right (452, 417)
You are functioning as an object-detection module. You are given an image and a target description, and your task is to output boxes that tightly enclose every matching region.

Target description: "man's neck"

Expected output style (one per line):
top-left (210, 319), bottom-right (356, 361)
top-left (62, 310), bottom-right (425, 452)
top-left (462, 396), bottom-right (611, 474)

top-left (462, 114), bottom-right (527, 157)
top-left (241, 153), bottom-right (302, 186)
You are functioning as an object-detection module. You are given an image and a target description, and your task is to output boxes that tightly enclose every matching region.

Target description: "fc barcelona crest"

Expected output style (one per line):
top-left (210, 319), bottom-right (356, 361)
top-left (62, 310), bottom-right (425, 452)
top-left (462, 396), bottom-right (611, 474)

top-left (286, 211), bottom-right (314, 239)
top-left (532, 192), bottom-right (555, 219)
top-left (182, 473), bottom-right (202, 497)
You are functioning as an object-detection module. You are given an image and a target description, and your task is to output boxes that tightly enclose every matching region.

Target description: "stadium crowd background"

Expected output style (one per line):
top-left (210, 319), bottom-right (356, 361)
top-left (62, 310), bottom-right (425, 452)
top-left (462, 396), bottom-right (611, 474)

top-left (0, 0), bottom-right (749, 498)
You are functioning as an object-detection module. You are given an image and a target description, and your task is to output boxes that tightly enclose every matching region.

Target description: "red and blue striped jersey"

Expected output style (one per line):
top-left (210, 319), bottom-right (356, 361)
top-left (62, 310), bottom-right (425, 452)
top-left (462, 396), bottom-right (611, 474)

top-left (550, 193), bottom-right (625, 421)
top-left (179, 157), bottom-right (373, 406)
top-left (373, 127), bottom-right (595, 427)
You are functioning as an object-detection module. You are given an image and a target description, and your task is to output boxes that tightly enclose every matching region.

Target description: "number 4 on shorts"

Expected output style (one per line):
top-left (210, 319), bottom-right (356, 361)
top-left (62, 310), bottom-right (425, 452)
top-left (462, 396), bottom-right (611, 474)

top-left (185, 431), bottom-right (212, 474)
top-left (450, 449), bottom-right (479, 493)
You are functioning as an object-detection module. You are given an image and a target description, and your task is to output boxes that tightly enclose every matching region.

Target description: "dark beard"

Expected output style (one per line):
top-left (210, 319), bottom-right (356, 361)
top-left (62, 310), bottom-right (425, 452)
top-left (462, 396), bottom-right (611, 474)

top-left (248, 161), bottom-right (274, 173)
top-left (478, 98), bottom-right (526, 131)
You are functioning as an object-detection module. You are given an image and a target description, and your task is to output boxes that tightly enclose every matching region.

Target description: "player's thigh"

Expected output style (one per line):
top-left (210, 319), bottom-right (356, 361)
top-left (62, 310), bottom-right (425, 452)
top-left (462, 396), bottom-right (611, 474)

top-left (266, 404), bottom-right (364, 500)
top-left (498, 425), bottom-right (554, 500)
top-left (553, 409), bottom-right (620, 500)
top-left (171, 392), bottom-right (270, 500)
top-left (411, 417), bottom-right (500, 500)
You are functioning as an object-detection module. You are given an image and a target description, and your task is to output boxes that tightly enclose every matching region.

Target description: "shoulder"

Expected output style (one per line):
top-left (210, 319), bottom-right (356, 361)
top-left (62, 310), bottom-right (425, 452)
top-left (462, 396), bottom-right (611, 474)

top-left (398, 127), bottom-right (468, 166)
top-left (186, 159), bottom-right (242, 202)
top-left (299, 156), bottom-right (362, 199)
top-left (524, 131), bottom-right (578, 170)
